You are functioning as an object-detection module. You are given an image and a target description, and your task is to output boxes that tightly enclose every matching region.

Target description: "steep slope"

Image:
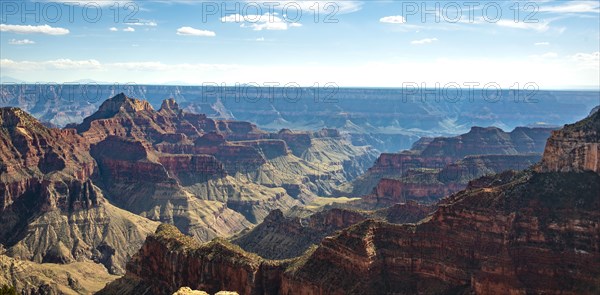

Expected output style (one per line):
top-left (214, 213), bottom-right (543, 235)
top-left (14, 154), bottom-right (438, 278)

top-left (0, 107), bottom-right (159, 275)
top-left (537, 107), bottom-right (599, 174)
top-left (0, 254), bottom-right (118, 295)
top-left (232, 202), bottom-right (433, 260)
top-left (102, 108), bottom-right (600, 294)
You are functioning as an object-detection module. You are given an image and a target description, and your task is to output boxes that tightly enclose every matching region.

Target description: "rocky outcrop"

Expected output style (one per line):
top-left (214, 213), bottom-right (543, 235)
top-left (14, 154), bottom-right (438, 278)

top-left (538, 108), bottom-right (599, 174)
top-left (98, 224), bottom-right (286, 295)
top-left (0, 107), bottom-right (159, 275)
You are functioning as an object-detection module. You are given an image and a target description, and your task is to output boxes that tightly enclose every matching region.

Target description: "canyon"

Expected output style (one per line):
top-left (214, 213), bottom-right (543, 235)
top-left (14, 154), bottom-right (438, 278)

top-left (1, 90), bottom-right (597, 294)
top-left (0, 93), bottom-right (377, 293)
top-left (100, 107), bottom-right (600, 294)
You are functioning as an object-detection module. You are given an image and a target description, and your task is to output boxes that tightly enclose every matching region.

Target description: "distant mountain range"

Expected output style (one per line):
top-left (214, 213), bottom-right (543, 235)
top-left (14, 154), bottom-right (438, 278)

top-left (1, 84), bottom-right (598, 152)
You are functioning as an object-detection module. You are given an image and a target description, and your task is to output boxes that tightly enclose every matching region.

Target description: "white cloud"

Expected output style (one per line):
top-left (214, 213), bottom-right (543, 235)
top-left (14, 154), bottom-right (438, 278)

top-left (570, 51), bottom-right (600, 69)
top-left (223, 13), bottom-right (301, 31)
top-left (123, 27), bottom-right (135, 32)
top-left (1, 56), bottom-right (598, 88)
top-left (109, 27), bottom-right (118, 32)
top-left (539, 1), bottom-right (599, 13)
top-left (0, 24), bottom-right (69, 35)
top-left (379, 16), bottom-right (406, 24)
top-left (534, 42), bottom-right (550, 46)
top-left (530, 52), bottom-right (559, 59)
top-left (0, 59), bottom-right (102, 71)
top-left (221, 14), bottom-right (246, 23)
top-left (496, 20), bottom-right (550, 32)
top-left (256, 37), bottom-right (265, 41)
top-left (126, 20), bottom-right (158, 27)
top-left (176, 26), bottom-right (216, 37)
top-left (411, 38), bottom-right (438, 45)
top-left (8, 39), bottom-right (35, 45)
top-left (243, 22), bottom-right (288, 31)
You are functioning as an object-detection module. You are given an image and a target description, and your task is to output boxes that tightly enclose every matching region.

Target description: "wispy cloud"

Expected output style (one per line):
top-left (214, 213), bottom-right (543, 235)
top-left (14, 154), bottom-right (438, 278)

top-left (535, 42), bottom-right (550, 46)
top-left (123, 27), bottom-right (136, 32)
top-left (570, 51), bottom-right (600, 69)
top-left (379, 16), bottom-right (406, 24)
top-left (0, 58), bottom-right (102, 71)
top-left (496, 20), bottom-right (551, 32)
top-left (222, 13), bottom-right (301, 31)
top-left (411, 38), bottom-right (438, 45)
top-left (539, 1), bottom-right (599, 13)
top-left (530, 52), bottom-right (559, 59)
top-left (176, 26), bottom-right (216, 36)
top-left (126, 20), bottom-right (158, 27)
top-left (8, 39), bottom-right (35, 45)
top-left (109, 27), bottom-right (118, 32)
top-left (0, 24), bottom-right (69, 35)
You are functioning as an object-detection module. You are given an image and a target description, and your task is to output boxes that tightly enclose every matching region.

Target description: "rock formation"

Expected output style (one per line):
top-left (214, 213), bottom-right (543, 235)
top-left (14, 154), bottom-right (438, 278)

top-left (101, 108), bottom-right (600, 294)
top-left (338, 125), bottom-right (553, 207)
top-left (232, 202), bottom-right (433, 260)
top-left (0, 93), bottom-right (377, 292)
top-left (0, 107), bottom-right (158, 275)
top-left (538, 108), bottom-right (599, 174)
top-left (72, 93), bottom-right (375, 240)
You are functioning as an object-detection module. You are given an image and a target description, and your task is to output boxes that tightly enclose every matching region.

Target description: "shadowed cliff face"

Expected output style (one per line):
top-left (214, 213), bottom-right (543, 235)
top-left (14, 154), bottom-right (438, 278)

top-left (102, 109), bottom-right (600, 294)
top-left (338, 125), bottom-right (553, 208)
top-left (0, 107), bottom-right (158, 275)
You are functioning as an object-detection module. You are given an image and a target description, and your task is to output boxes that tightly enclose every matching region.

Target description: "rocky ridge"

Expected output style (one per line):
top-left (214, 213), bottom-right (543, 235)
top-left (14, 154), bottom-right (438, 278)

top-left (232, 202), bottom-right (434, 260)
top-left (338, 125), bottom-right (553, 208)
top-left (75, 94), bottom-right (376, 240)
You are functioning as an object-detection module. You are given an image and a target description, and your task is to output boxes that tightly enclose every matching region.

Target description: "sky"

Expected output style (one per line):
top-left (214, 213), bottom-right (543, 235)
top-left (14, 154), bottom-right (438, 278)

top-left (0, 0), bottom-right (599, 89)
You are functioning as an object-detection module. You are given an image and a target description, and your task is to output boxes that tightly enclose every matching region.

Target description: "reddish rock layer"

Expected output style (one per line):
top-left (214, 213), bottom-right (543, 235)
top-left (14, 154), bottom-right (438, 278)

top-left (101, 110), bottom-right (599, 294)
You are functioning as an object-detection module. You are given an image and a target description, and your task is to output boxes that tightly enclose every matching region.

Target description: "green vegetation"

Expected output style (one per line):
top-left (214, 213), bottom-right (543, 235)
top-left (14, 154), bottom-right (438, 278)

top-left (0, 285), bottom-right (17, 295)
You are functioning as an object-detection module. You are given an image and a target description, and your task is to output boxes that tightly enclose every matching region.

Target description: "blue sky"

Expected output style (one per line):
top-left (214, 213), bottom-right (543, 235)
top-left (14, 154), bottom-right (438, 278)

top-left (0, 0), bottom-right (599, 88)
